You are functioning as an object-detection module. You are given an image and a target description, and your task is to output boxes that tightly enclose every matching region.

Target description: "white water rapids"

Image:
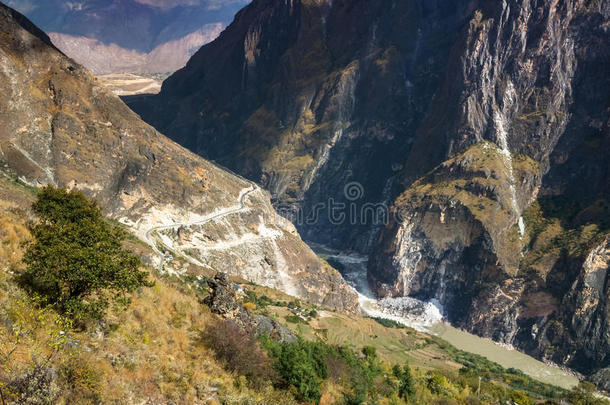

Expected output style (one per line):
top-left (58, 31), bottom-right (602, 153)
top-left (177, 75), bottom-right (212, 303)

top-left (311, 243), bottom-right (579, 389)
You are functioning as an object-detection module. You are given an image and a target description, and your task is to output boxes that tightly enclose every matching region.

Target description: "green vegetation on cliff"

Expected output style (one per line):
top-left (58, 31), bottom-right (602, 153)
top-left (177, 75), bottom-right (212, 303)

top-left (521, 196), bottom-right (610, 275)
top-left (394, 141), bottom-right (539, 274)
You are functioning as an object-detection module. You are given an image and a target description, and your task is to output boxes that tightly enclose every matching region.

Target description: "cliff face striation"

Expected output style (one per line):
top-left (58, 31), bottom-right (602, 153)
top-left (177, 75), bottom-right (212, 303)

top-left (128, 0), bottom-right (484, 251)
top-left (127, 0), bottom-right (609, 383)
top-left (369, 0), bottom-right (610, 380)
top-left (0, 2), bottom-right (359, 313)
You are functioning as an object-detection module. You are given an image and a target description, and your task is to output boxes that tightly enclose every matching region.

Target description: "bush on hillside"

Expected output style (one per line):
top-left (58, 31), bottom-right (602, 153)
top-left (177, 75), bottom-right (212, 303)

top-left (18, 186), bottom-right (150, 323)
top-left (5, 363), bottom-right (59, 405)
top-left (370, 317), bottom-right (407, 329)
top-left (263, 338), bottom-right (329, 402)
top-left (568, 382), bottom-right (609, 405)
top-left (261, 337), bottom-right (386, 404)
top-left (202, 318), bottom-right (277, 389)
top-left (362, 345), bottom-right (377, 360)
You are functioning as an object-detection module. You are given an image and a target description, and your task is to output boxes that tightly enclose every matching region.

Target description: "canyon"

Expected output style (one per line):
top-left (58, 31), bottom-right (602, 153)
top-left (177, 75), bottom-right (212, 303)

top-left (127, 0), bottom-right (610, 387)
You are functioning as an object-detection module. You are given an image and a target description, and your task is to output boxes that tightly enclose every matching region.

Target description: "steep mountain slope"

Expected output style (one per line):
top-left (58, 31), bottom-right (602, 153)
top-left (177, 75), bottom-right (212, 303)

top-left (7, 0), bottom-right (249, 75)
top-left (369, 0), bottom-right (610, 380)
top-left (0, 2), bottom-right (358, 313)
top-left (0, 179), bottom-right (583, 403)
top-left (127, 0), bottom-right (610, 384)
top-left (128, 0), bottom-right (484, 250)
top-left (128, 0), bottom-right (487, 251)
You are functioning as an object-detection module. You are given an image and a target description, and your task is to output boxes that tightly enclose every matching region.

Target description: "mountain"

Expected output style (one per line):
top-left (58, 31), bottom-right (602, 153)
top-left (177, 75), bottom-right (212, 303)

top-left (48, 24), bottom-right (223, 76)
top-left (5, 0), bottom-right (249, 75)
top-left (0, 179), bottom-right (584, 403)
top-left (127, 0), bottom-right (610, 386)
top-left (126, 0), bottom-right (485, 251)
top-left (0, 1), bottom-right (358, 313)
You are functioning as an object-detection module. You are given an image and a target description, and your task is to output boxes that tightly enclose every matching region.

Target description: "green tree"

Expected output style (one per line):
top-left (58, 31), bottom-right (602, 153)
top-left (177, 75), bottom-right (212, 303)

top-left (393, 363), bottom-right (416, 400)
top-left (362, 345), bottom-right (377, 360)
top-left (262, 338), bottom-right (329, 403)
top-left (568, 382), bottom-right (608, 405)
top-left (19, 186), bottom-right (150, 322)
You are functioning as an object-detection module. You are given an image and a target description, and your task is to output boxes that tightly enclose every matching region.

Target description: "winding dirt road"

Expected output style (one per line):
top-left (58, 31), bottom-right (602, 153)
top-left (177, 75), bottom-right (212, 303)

top-left (144, 185), bottom-right (256, 268)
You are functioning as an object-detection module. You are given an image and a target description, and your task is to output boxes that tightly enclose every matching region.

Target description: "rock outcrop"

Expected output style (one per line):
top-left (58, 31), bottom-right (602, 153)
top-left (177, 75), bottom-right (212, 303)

top-left (127, 0), bottom-right (609, 384)
top-left (204, 273), bottom-right (297, 342)
top-left (369, 142), bottom-right (540, 331)
top-left (0, 2), bottom-right (359, 314)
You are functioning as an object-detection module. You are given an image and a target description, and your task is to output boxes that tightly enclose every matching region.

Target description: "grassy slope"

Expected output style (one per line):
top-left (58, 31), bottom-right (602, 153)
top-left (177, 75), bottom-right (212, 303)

top-left (244, 284), bottom-right (576, 402)
top-left (1, 176), bottom-right (604, 404)
top-left (0, 176), bottom-right (296, 404)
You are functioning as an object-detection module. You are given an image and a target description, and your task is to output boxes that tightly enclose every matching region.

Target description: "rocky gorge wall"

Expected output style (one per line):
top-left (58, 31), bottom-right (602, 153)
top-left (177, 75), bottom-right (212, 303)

top-left (370, 0), bottom-right (610, 382)
top-left (126, 0), bottom-right (609, 384)
top-left (127, 0), bottom-right (481, 252)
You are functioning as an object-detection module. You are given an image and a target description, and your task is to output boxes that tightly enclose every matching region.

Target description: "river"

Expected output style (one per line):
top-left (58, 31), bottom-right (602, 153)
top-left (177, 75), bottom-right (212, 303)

top-left (310, 243), bottom-right (580, 390)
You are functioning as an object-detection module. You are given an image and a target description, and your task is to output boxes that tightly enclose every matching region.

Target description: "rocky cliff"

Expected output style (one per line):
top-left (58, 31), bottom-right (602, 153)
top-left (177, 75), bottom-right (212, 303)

top-left (127, 0), bottom-right (609, 384)
top-left (0, 2), bottom-right (359, 313)
top-left (128, 0), bottom-right (483, 251)
top-left (369, 0), bottom-right (609, 380)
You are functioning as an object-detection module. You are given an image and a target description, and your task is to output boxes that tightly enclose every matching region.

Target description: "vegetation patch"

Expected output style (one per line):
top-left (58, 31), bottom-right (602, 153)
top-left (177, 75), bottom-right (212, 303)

top-left (371, 316), bottom-right (408, 329)
top-left (521, 196), bottom-right (610, 274)
top-left (18, 186), bottom-right (151, 323)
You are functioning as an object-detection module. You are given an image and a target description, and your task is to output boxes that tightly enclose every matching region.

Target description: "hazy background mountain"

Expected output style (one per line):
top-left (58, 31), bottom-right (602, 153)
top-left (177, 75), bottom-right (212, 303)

top-left (6, 0), bottom-right (249, 93)
top-left (6, 0), bottom-right (248, 52)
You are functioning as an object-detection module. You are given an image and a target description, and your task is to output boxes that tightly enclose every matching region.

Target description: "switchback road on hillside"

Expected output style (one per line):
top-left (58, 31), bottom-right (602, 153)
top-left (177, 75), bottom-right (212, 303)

top-left (144, 185), bottom-right (256, 269)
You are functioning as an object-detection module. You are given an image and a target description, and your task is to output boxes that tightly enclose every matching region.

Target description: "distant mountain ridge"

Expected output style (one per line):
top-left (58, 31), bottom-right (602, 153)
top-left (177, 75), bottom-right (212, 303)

top-left (6, 0), bottom-right (249, 76)
top-left (6, 0), bottom-right (248, 52)
top-left (49, 24), bottom-right (223, 75)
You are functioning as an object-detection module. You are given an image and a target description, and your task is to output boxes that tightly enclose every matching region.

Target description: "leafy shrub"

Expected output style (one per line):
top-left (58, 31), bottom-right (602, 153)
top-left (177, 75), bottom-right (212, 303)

top-left (261, 337), bottom-right (385, 404)
top-left (262, 338), bottom-right (330, 402)
top-left (362, 345), bottom-right (377, 359)
top-left (567, 382), bottom-right (609, 405)
top-left (337, 346), bottom-right (379, 402)
top-left (285, 315), bottom-right (308, 324)
top-left (426, 374), bottom-right (449, 396)
top-left (203, 318), bottom-right (276, 389)
top-left (344, 390), bottom-right (367, 405)
top-left (59, 356), bottom-right (103, 404)
top-left (243, 302), bottom-right (257, 312)
top-left (510, 390), bottom-right (534, 405)
top-left (393, 363), bottom-right (416, 400)
top-left (244, 291), bottom-right (278, 308)
top-left (18, 186), bottom-right (151, 323)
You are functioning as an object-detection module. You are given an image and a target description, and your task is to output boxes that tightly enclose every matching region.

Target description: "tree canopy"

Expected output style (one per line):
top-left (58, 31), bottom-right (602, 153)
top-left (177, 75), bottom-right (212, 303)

top-left (19, 186), bottom-right (150, 322)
